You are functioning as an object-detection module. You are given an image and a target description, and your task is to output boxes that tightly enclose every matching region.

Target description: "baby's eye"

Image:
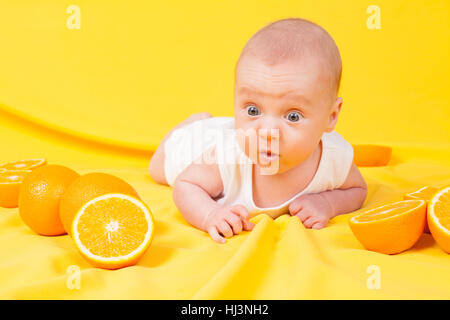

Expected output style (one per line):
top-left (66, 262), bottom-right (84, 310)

top-left (286, 111), bottom-right (303, 122)
top-left (246, 105), bottom-right (260, 116)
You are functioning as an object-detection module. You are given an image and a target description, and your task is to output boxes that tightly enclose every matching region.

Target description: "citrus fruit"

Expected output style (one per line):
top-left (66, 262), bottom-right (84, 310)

top-left (60, 172), bottom-right (140, 235)
top-left (19, 164), bottom-right (80, 235)
top-left (427, 186), bottom-right (450, 253)
top-left (404, 186), bottom-right (439, 201)
top-left (352, 144), bottom-right (392, 167)
top-left (72, 193), bottom-right (154, 269)
top-left (0, 158), bottom-right (46, 171)
top-left (0, 170), bottom-right (32, 208)
top-left (403, 186), bottom-right (439, 233)
top-left (349, 200), bottom-right (426, 254)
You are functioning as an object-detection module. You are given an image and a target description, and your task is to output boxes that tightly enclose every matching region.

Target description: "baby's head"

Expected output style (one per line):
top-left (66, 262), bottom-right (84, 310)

top-left (234, 18), bottom-right (342, 174)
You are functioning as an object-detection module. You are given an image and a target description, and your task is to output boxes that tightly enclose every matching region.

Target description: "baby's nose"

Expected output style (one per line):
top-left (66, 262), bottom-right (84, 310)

top-left (257, 128), bottom-right (279, 142)
top-left (256, 116), bottom-right (280, 143)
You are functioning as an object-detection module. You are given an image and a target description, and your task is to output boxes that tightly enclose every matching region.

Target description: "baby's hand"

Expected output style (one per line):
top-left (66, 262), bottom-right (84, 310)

top-left (288, 193), bottom-right (334, 229)
top-left (203, 204), bottom-right (255, 243)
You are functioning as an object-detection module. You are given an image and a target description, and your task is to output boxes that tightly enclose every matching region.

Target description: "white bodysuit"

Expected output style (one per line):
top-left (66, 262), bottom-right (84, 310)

top-left (164, 117), bottom-right (354, 219)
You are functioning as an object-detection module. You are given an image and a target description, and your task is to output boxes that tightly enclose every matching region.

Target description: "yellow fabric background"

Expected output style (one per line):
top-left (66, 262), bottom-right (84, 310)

top-left (0, 0), bottom-right (449, 299)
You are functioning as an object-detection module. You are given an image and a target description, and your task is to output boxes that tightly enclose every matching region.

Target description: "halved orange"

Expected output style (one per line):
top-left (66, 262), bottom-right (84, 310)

top-left (60, 172), bottom-right (140, 235)
top-left (0, 159), bottom-right (46, 171)
top-left (72, 193), bottom-right (154, 269)
top-left (0, 170), bottom-right (32, 208)
top-left (352, 144), bottom-right (392, 167)
top-left (349, 200), bottom-right (426, 254)
top-left (403, 186), bottom-right (440, 233)
top-left (404, 186), bottom-right (439, 201)
top-left (428, 186), bottom-right (450, 253)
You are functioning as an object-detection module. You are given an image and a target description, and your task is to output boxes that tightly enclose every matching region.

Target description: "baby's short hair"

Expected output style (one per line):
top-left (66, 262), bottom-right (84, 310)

top-left (236, 18), bottom-right (342, 96)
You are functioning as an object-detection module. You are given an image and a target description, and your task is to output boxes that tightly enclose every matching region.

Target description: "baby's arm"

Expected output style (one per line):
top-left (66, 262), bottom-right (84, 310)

top-left (289, 163), bottom-right (367, 229)
top-left (172, 146), bottom-right (254, 243)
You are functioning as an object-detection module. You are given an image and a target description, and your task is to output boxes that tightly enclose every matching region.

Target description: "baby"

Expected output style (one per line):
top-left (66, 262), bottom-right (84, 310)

top-left (149, 18), bottom-right (367, 243)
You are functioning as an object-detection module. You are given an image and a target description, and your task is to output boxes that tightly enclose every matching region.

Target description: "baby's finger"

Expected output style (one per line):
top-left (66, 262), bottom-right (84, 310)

top-left (230, 205), bottom-right (250, 221)
top-left (295, 209), bottom-right (310, 223)
top-left (289, 198), bottom-right (304, 215)
top-left (217, 220), bottom-right (234, 238)
top-left (311, 221), bottom-right (327, 230)
top-left (207, 226), bottom-right (226, 244)
top-left (242, 218), bottom-right (255, 231)
top-left (224, 213), bottom-right (243, 234)
top-left (302, 216), bottom-right (316, 228)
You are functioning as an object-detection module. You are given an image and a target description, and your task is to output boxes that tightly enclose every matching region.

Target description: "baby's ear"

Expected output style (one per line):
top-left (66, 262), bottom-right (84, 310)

top-left (325, 97), bottom-right (343, 132)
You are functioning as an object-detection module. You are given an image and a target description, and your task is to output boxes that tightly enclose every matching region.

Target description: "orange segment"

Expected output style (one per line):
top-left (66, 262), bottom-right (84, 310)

top-left (72, 193), bottom-right (154, 269)
top-left (352, 144), bottom-right (392, 167)
top-left (349, 200), bottom-right (426, 254)
top-left (403, 186), bottom-right (440, 233)
top-left (428, 186), bottom-right (450, 253)
top-left (0, 159), bottom-right (46, 171)
top-left (0, 170), bottom-right (32, 208)
top-left (404, 186), bottom-right (439, 201)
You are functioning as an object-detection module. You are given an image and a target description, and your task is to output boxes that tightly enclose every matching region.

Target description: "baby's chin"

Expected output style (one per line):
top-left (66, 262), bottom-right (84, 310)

top-left (251, 153), bottom-right (284, 175)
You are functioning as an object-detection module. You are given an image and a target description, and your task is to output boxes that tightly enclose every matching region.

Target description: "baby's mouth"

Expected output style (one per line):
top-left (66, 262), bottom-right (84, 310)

top-left (258, 150), bottom-right (280, 162)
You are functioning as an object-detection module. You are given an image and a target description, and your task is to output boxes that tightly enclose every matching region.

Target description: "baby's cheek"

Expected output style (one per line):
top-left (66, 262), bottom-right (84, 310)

top-left (283, 135), bottom-right (315, 162)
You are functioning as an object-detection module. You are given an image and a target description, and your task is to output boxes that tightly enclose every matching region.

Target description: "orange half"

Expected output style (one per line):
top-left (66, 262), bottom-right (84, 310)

top-left (0, 170), bottom-right (32, 208)
top-left (72, 193), bottom-right (155, 269)
top-left (352, 144), bottom-right (392, 167)
top-left (0, 159), bottom-right (47, 171)
top-left (349, 200), bottom-right (426, 254)
top-left (428, 186), bottom-right (450, 253)
top-left (404, 186), bottom-right (439, 201)
top-left (403, 186), bottom-right (440, 233)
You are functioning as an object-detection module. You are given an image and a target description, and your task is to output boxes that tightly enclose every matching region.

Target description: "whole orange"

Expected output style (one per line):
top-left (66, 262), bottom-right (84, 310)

top-left (19, 164), bottom-right (80, 235)
top-left (59, 172), bottom-right (140, 235)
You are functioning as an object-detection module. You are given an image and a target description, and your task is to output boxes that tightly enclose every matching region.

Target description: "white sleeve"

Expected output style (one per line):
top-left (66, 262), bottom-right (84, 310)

top-left (164, 118), bottom-right (229, 187)
top-left (326, 131), bottom-right (354, 189)
top-left (164, 126), bottom-right (193, 187)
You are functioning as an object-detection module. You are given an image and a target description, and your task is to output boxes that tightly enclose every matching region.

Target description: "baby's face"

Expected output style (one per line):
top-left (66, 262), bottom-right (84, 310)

top-left (234, 55), bottom-right (340, 174)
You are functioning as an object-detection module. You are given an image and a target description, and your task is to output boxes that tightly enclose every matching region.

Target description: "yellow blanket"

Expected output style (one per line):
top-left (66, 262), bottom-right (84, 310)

top-left (0, 0), bottom-right (449, 299)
